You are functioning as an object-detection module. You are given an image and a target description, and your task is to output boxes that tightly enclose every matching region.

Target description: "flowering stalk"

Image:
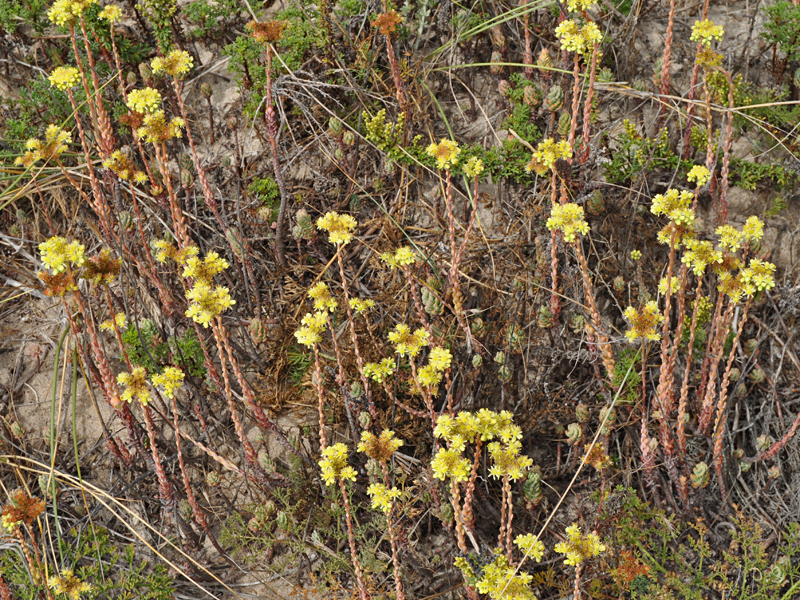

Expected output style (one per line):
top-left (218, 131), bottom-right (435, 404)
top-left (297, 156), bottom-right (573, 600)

top-left (373, 13), bottom-right (406, 111)
top-left (676, 278), bottom-right (705, 456)
top-left (718, 69), bottom-right (735, 224)
top-left (711, 296), bottom-right (753, 502)
top-left (336, 251), bottom-right (372, 407)
top-left (341, 479), bottom-right (370, 600)
top-left (142, 402), bottom-right (177, 521)
top-left (698, 302), bottom-right (734, 435)
top-left (579, 43), bottom-right (599, 164)
top-left (568, 53), bottom-right (581, 152)
top-left (657, 0), bottom-right (677, 125)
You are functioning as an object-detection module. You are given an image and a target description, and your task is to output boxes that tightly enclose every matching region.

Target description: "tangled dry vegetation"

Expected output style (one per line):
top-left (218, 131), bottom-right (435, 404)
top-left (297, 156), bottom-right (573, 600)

top-left (1, 0), bottom-right (800, 597)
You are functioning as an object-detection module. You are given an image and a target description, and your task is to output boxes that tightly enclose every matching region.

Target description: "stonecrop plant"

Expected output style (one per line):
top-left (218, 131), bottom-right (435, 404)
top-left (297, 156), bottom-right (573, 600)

top-left (3, 0), bottom-right (799, 597)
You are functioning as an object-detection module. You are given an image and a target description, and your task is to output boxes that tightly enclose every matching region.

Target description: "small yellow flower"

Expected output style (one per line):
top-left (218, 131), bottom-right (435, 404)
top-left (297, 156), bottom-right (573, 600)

top-left (718, 271), bottom-right (755, 304)
top-left (316, 211), bottom-right (358, 245)
top-left (488, 439), bottom-right (532, 480)
top-left (651, 188), bottom-right (694, 219)
top-left (182, 250), bottom-right (229, 284)
top-left (319, 443), bottom-right (357, 486)
top-left (623, 301), bottom-right (664, 343)
top-left (308, 282), bottom-right (338, 312)
top-left (658, 275), bottom-right (680, 297)
top-left (681, 239), bottom-right (723, 275)
top-left (431, 447), bottom-right (471, 481)
top-left (151, 367), bottom-right (185, 399)
top-left (185, 283), bottom-right (235, 327)
top-left (363, 358), bottom-right (395, 383)
top-left (15, 125), bottom-right (71, 167)
top-left (380, 246), bottom-right (417, 269)
top-left (567, 0), bottom-right (596, 11)
top-left (514, 533), bottom-right (546, 562)
top-left (48, 0), bottom-right (97, 26)
top-left (554, 524), bottom-right (606, 566)
top-left (39, 236), bottom-right (85, 273)
top-left (555, 19), bottom-right (602, 56)
top-left (100, 312), bottom-right (127, 331)
top-left (126, 87), bottom-right (162, 113)
top-left (418, 364), bottom-right (443, 387)
top-left (630, 249), bottom-right (642, 261)
top-left (463, 156), bottom-right (484, 178)
top-left (349, 298), bottom-right (375, 314)
top-left (546, 203), bottom-right (590, 243)
top-left (687, 165), bottom-right (711, 187)
top-left (153, 240), bottom-right (174, 263)
top-left (49, 66), bottom-right (81, 91)
top-left (527, 137), bottom-right (572, 172)
top-left (151, 49), bottom-right (194, 78)
top-left (358, 429), bottom-right (403, 462)
top-left (48, 568), bottom-right (93, 599)
top-left (716, 224), bottom-right (745, 252)
top-left (294, 325), bottom-right (322, 347)
top-left (426, 138), bottom-right (461, 170)
top-left (117, 366), bottom-right (151, 405)
top-left (691, 19), bottom-right (724, 46)
top-left (740, 259), bottom-right (776, 293)
top-left (134, 171), bottom-right (148, 184)
top-left (99, 4), bottom-right (122, 22)
top-left (367, 483), bottom-right (402, 513)
top-left (388, 323), bottom-right (430, 357)
top-left (742, 216), bottom-right (764, 243)
top-left (137, 110), bottom-right (185, 143)
top-left (428, 347), bottom-right (452, 371)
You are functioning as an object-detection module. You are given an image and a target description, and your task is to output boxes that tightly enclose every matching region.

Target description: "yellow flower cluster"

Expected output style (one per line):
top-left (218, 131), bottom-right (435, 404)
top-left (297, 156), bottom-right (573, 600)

top-left (294, 311), bottom-right (327, 346)
top-left (151, 50), bottom-right (194, 77)
top-left (15, 125), bottom-right (71, 168)
top-left (567, 0), bottom-right (596, 11)
top-left (426, 138), bottom-right (461, 170)
top-left (418, 346), bottom-right (453, 388)
top-left (463, 156), bottom-right (484, 178)
top-left (153, 239), bottom-right (176, 263)
top-left (349, 298), bottom-right (375, 313)
top-left (319, 443), bottom-right (357, 486)
top-left (546, 203), bottom-right (590, 243)
top-left (117, 366), bottom-right (151, 405)
top-left (630, 249), bottom-right (642, 261)
top-left (182, 250), bottom-right (229, 283)
top-left (623, 301), bottom-right (664, 343)
top-left (388, 323), bottom-right (430, 357)
top-left (715, 224), bottom-right (744, 252)
top-left (658, 275), bottom-right (679, 297)
top-left (100, 312), bottom-right (127, 332)
top-left (48, 66), bottom-right (80, 91)
top-left (39, 236), bottom-right (85, 273)
top-left (151, 366), bottom-right (185, 398)
top-left (358, 429), bottom-right (403, 462)
top-left (126, 87), bottom-right (162, 113)
top-left (363, 357), bottom-right (395, 382)
top-left (488, 439), bottom-right (532, 480)
top-left (691, 19), bottom-right (724, 46)
top-left (431, 447), bottom-right (471, 482)
top-left (463, 551), bottom-right (536, 600)
top-left (432, 409), bottom-right (529, 482)
top-left (554, 524), bottom-right (606, 566)
top-left (742, 216), bottom-right (764, 243)
top-left (718, 271), bottom-right (754, 304)
top-left (48, 0), bottom-right (97, 26)
top-left (687, 165), bottom-right (711, 187)
top-left (103, 150), bottom-right (145, 181)
top-left (740, 258), bottom-right (776, 293)
top-left (380, 246), bottom-right (417, 269)
top-left (99, 4), bottom-right (122, 22)
top-left (48, 569), bottom-right (93, 600)
top-left (651, 188), bottom-right (694, 220)
top-left (681, 239), bottom-right (723, 275)
top-left (366, 483), bottom-right (402, 513)
top-left (554, 19), bottom-right (602, 56)
top-left (308, 282), bottom-right (338, 312)
top-left (137, 110), bottom-right (185, 143)
top-left (526, 138), bottom-right (572, 174)
top-left (514, 533), bottom-right (546, 562)
top-left (185, 283), bottom-right (235, 327)
top-left (317, 211), bottom-right (358, 245)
